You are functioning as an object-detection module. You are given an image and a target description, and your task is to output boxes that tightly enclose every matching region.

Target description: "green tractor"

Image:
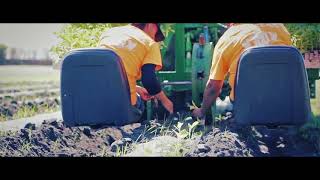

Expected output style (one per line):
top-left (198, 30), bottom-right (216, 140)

top-left (140, 23), bottom-right (227, 124)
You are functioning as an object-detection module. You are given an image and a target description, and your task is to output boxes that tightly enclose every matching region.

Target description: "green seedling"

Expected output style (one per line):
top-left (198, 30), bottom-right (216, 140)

top-left (173, 120), bottom-right (201, 140)
top-left (115, 143), bottom-right (130, 157)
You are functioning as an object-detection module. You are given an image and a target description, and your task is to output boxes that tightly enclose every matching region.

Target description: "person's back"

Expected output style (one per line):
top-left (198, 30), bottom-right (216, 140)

top-left (99, 25), bottom-right (162, 105)
top-left (209, 23), bottom-right (292, 101)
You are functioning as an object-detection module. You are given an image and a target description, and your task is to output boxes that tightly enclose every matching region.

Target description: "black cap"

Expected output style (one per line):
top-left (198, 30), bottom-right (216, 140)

top-left (132, 23), bottom-right (165, 42)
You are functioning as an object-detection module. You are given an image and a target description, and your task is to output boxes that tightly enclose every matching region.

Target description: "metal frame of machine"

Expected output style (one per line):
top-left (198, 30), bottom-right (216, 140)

top-left (145, 23), bottom-right (225, 122)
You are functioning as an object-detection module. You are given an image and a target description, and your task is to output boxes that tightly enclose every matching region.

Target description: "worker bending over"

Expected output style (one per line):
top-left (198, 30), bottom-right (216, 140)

top-left (192, 23), bottom-right (292, 118)
top-left (99, 23), bottom-right (173, 122)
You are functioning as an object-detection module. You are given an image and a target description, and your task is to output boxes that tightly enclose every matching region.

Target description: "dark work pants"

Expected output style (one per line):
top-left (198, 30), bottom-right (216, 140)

top-left (130, 94), bottom-right (145, 123)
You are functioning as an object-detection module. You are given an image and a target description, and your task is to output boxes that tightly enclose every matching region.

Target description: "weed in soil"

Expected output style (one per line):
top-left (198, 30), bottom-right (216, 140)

top-left (0, 110), bottom-right (319, 157)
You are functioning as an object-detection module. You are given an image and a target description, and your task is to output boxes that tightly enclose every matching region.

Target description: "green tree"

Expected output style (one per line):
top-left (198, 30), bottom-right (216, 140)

top-left (50, 23), bottom-right (174, 64)
top-left (51, 23), bottom-right (320, 62)
top-left (0, 44), bottom-right (7, 64)
top-left (50, 23), bottom-right (125, 62)
top-left (285, 23), bottom-right (320, 53)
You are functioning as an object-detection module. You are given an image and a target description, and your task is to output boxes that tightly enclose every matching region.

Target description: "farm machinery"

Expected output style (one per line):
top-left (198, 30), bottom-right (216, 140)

top-left (61, 23), bottom-right (318, 128)
top-left (143, 23), bottom-right (228, 124)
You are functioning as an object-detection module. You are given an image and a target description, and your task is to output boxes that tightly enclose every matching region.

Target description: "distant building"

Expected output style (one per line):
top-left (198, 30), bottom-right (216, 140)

top-left (5, 47), bottom-right (52, 61)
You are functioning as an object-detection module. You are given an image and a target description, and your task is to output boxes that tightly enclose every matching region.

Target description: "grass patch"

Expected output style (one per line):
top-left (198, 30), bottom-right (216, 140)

top-left (123, 114), bottom-right (203, 157)
top-left (1, 103), bottom-right (60, 121)
top-left (12, 106), bottom-right (38, 120)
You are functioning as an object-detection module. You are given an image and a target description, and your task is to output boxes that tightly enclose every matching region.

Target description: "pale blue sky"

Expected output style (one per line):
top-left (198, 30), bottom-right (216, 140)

top-left (0, 23), bottom-right (66, 50)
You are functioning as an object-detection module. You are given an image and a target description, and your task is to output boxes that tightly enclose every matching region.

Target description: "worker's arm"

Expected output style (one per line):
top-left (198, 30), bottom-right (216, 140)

top-left (138, 64), bottom-right (173, 114)
top-left (136, 63), bottom-right (160, 101)
top-left (192, 79), bottom-right (223, 118)
top-left (136, 64), bottom-right (160, 102)
top-left (141, 64), bottom-right (162, 96)
top-left (154, 91), bottom-right (173, 114)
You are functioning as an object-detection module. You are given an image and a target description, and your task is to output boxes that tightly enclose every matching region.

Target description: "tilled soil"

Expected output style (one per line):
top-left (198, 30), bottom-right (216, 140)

top-left (0, 115), bottom-right (319, 157)
top-left (0, 119), bottom-right (147, 157)
top-left (0, 82), bottom-right (60, 120)
top-left (186, 128), bottom-right (253, 157)
top-left (187, 117), bottom-right (319, 157)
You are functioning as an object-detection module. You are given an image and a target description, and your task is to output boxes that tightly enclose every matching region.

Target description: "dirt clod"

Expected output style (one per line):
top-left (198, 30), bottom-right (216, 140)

top-left (110, 138), bottom-right (133, 152)
top-left (24, 123), bottom-right (36, 130)
top-left (197, 144), bottom-right (210, 153)
top-left (0, 113), bottom-right (319, 157)
top-left (83, 127), bottom-right (92, 137)
top-left (105, 135), bottom-right (116, 146)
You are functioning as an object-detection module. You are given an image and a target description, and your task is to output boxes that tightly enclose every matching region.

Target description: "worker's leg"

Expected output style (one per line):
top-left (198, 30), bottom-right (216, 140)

top-left (129, 94), bottom-right (145, 123)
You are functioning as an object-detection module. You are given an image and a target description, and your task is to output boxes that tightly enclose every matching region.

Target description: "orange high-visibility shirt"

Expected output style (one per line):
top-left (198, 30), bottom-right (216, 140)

top-left (209, 23), bottom-right (292, 101)
top-left (99, 25), bottom-right (162, 105)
